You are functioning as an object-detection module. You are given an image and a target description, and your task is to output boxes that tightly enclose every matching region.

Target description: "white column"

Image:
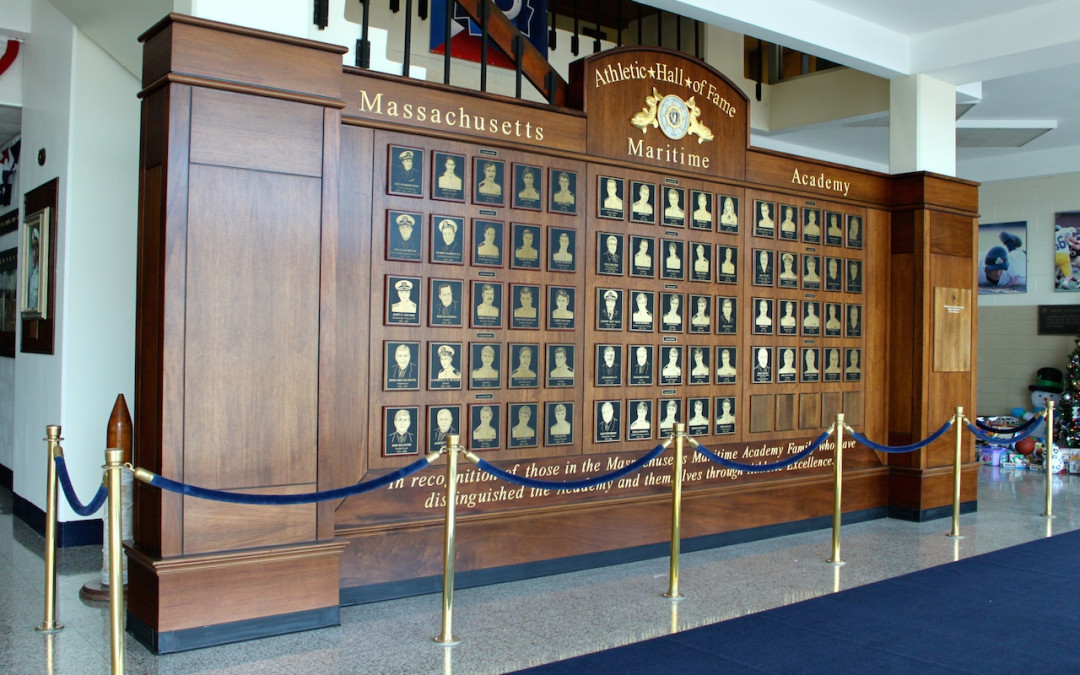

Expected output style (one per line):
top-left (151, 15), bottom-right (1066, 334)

top-left (889, 74), bottom-right (956, 176)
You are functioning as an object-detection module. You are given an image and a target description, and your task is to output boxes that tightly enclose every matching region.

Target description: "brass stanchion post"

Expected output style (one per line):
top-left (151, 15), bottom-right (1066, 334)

top-left (435, 434), bottom-right (461, 645)
top-left (827, 415), bottom-right (845, 565)
top-left (664, 423), bottom-right (685, 600)
top-left (36, 425), bottom-right (64, 633)
top-left (105, 448), bottom-right (126, 673)
top-left (1042, 401), bottom-right (1055, 519)
top-left (948, 407), bottom-right (964, 539)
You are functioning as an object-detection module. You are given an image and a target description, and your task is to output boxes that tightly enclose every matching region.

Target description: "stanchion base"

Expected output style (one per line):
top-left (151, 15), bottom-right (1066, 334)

top-left (945, 533), bottom-right (964, 539)
top-left (662, 592), bottom-right (685, 600)
top-left (826, 559), bottom-right (845, 566)
top-left (433, 635), bottom-right (460, 646)
top-left (1041, 513), bottom-right (1056, 518)
top-left (35, 622), bottom-right (63, 633)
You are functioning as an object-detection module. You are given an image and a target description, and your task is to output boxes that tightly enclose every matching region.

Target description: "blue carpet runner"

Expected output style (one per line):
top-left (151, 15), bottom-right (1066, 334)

top-left (517, 529), bottom-right (1080, 674)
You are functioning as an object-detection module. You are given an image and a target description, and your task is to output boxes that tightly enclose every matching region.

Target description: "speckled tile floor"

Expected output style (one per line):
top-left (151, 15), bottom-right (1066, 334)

top-left (3, 465), bottom-right (1079, 674)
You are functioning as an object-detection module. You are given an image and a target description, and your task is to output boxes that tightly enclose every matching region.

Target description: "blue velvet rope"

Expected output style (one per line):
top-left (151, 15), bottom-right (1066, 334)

top-left (966, 420), bottom-right (1043, 446)
top-left (146, 456), bottom-right (433, 505)
top-left (54, 456), bottom-right (108, 517)
top-left (846, 420), bottom-right (953, 454)
top-left (470, 444), bottom-right (666, 491)
top-left (974, 414), bottom-right (1042, 433)
top-left (692, 430), bottom-right (831, 473)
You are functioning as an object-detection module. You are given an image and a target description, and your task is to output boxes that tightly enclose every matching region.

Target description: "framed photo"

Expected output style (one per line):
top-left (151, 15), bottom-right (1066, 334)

top-left (824, 302), bottom-right (843, 337)
top-left (472, 219), bottom-right (505, 267)
top-left (658, 398), bottom-right (682, 438)
top-left (509, 343), bottom-right (540, 388)
top-left (846, 304), bottom-right (863, 338)
top-left (687, 397), bottom-right (710, 436)
top-left (629, 290), bottom-right (655, 332)
top-left (429, 279), bottom-right (463, 327)
top-left (427, 405), bottom-right (461, 453)
top-left (549, 168), bottom-right (578, 215)
top-left (777, 347), bottom-right (798, 383)
top-left (469, 342), bottom-right (502, 389)
top-left (847, 215), bottom-right (864, 249)
top-left (802, 254), bottom-right (822, 290)
top-left (598, 175), bottom-right (626, 220)
top-left (777, 299), bottom-right (799, 335)
top-left (716, 245), bottom-right (738, 284)
top-left (825, 256), bottom-right (843, 292)
top-left (387, 145), bottom-right (423, 197)
top-left (0, 209), bottom-right (17, 236)
top-left (660, 239), bottom-right (686, 281)
top-left (431, 215), bottom-right (465, 265)
top-left (384, 341), bottom-right (420, 390)
top-left (386, 210), bottom-right (422, 262)
top-left (627, 398), bottom-right (654, 441)
top-left (630, 235), bottom-right (656, 278)
top-left (752, 297), bottom-right (774, 335)
top-left (0, 247), bottom-right (16, 356)
top-left (1054, 211), bottom-right (1080, 291)
top-left (545, 401), bottom-right (574, 446)
top-left (470, 280), bottom-right (503, 329)
top-left (801, 348), bottom-right (820, 383)
top-left (778, 204), bottom-right (798, 241)
top-left (752, 249), bottom-right (774, 286)
top-left (546, 343), bottom-right (576, 387)
top-left (718, 194), bottom-right (739, 233)
top-left (510, 283), bottom-right (541, 330)
top-left (714, 397), bottom-right (736, 435)
top-left (659, 345), bottom-right (684, 386)
top-left (511, 223), bottom-right (542, 270)
top-left (660, 291), bottom-right (684, 333)
top-left (846, 259), bottom-right (863, 293)
top-left (547, 285), bottom-right (576, 330)
top-left (595, 400), bottom-right (623, 443)
top-left (596, 288), bottom-right (624, 331)
top-left (385, 275), bottom-right (421, 326)
top-left (753, 200), bottom-right (775, 238)
top-left (469, 403), bottom-right (502, 451)
top-left (690, 242), bottom-right (712, 282)
top-left (384, 406), bottom-right (420, 456)
top-left (428, 342), bottom-right (463, 390)
top-left (689, 294), bottom-right (712, 334)
top-left (473, 157), bottom-right (506, 206)
top-left (690, 190), bottom-right (713, 231)
top-left (752, 346), bottom-right (773, 384)
top-left (802, 300), bottom-right (822, 337)
top-left (512, 163), bottom-right (543, 211)
top-left (18, 208), bottom-right (49, 320)
top-left (432, 151), bottom-right (466, 202)
top-left (595, 343), bottom-right (623, 387)
top-left (777, 251), bottom-right (799, 288)
top-left (597, 232), bottom-right (625, 276)
top-left (629, 181), bottom-right (656, 224)
top-left (689, 346), bottom-right (711, 385)
top-left (661, 186), bottom-right (686, 228)
top-left (823, 348), bottom-right (842, 382)
top-left (508, 403), bottom-right (539, 448)
top-left (628, 345), bottom-right (654, 386)
top-left (845, 348), bottom-right (862, 381)
top-left (715, 296), bottom-right (737, 335)
top-left (825, 211), bottom-right (843, 246)
top-left (548, 227), bottom-right (577, 272)
top-left (802, 208), bottom-right (822, 244)
top-left (980, 220), bottom-right (1028, 294)
top-left (715, 346), bottom-right (737, 384)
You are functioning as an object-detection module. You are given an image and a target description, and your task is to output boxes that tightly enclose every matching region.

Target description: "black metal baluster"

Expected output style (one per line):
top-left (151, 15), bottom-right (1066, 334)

top-left (403, 0), bottom-right (413, 76)
top-left (694, 20), bottom-right (701, 59)
top-left (390, 0), bottom-right (400, 13)
top-left (443, 0), bottom-right (452, 83)
top-left (593, 0), bottom-right (601, 53)
top-left (419, 0), bottom-right (428, 20)
top-left (514, 35), bottom-right (523, 99)
top-left (676, 14), bottom-right (682, 52)
top-left (637, 4), bottom-right (642, 45)
top-left (572, 4), bottom-right (580, 55)
top-left (549, 6), bottom-right (557, 50)
top-left (357, 0), bottom-right (372, 67)
top-left (656, 9), bottom-right (662, 46)
top-left (617, 1), bottom-right (623, 47)
top-left (314, 0), bottom-right (329, 29)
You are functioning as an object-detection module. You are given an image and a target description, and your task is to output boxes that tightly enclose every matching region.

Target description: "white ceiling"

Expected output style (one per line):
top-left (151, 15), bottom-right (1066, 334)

top-left (2, 0), bottom-right (1079, 182)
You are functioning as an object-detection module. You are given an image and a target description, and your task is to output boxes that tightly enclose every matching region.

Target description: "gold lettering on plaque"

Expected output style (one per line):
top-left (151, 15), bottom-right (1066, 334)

top-left (933, 287), bottom-right (971, 372)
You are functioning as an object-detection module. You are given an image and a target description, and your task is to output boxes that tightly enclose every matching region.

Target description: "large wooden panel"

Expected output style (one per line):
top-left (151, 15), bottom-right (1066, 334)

top-left (184, 485), bottom-right (317, 554)
top-left (183, 165), bottom-right (321, 488)
top-left (745, 149), bottom-right (891, 206)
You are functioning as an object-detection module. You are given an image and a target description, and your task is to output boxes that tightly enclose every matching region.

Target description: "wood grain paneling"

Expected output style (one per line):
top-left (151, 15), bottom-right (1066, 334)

top-left (745, 149), bottom-right (891, 206)
top-left (184, 485), bottom-right (317, 554)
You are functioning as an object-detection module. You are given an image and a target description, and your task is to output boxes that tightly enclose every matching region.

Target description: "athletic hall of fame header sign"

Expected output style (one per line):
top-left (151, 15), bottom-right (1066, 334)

top-left (570, 46), bottom-right (750, 181)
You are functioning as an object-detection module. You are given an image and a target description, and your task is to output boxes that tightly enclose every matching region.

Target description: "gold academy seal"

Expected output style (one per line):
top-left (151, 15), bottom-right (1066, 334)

top-left (630, 87), bottom-right (714, 144)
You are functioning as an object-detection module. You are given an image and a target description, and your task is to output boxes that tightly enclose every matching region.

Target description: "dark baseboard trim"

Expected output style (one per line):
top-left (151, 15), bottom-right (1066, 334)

top-left (0, 463), bottom-right (11, 491)
top-left (888, 500), bottom-right (978, 523)
top-left (12, 492), bottom-right (103, 547)
top-left (127, 606), bottom-right (340, 654)
top-left (341, 506), bottom-right (890, 606)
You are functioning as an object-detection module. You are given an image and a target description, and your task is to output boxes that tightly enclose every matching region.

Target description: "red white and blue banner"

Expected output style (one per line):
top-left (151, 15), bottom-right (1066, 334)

top-left (429, 0), bottom-right (547, 69)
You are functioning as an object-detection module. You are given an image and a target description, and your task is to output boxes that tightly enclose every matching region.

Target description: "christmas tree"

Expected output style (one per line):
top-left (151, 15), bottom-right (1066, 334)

top-left (1058, 336), bottom-right (1080, 449)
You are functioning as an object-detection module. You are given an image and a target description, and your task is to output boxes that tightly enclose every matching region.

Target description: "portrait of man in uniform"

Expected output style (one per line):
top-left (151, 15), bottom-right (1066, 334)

top-left (511, 223), bottom-right (541, 270)
top-left (596, 344), bottom-right (623, 387)
top-left (546, 402), bottom-right (574, 446)
top-left (431, 216), bottom-right (464, 265)
top-left (547, 344), bottom-right (575, 387)
top-left (598, 176), bottom-right (625, 220)
top-left (597, 288), bottom-right (623, 331)
top-left (428, 406), bottom-right (460, 453)
top-left (598, 233), bottom-right (624, 276)
top-left (752, 346), bottom-right (773, 383)
top-left (469, 404), bottom-right (501, 451)
top-left (509, 343), bottom-right (539, 388)
top-left (778, 252), bottom-right (799, 288)
top-left (627, 399), bottom-right (653, 441)
top-left (472, 220), bottom-right (504, 267)
top-left (473, 158), bottom-right (505, 206)
top-left (509, 403), bottom-right (538, 448)
top-left (512, 164), bottom-right (543, 210)
top-left (388, 146), bottom-right (423, 196)
top-left (432, 151), bottom-right (465, 201)
top-left (386, 276), bottom-right (420, 325)
top-left (428, 342), bottom-right (462, 390)
top-left (510, 284), bottom-right (541, 330)
top-left (429, 279), bottom-right (463, 327)
top-left (550, 169), bottom-right (577, 214)
top-left (384, 407), bottom-right (419, 456)
top-left (595, 400), bottom-right (622, 443)
top-left (386, 211), bottom-right (422, 261)
top-left (629, 345), bottom-right (653, 386)
top-left (385, 341), bottom-right (419, 390)
top-left (471, 281), bottom-right (503, 329)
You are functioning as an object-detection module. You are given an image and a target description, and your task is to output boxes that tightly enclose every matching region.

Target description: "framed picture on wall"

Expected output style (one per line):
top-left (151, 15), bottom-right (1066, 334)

top-left (19, 208), bottom-right (50, 320)
top-left (387, 145), bottom-right (424, 197)
top-left (978, 220), bottom-right (1027, 294)
top-left (1055, 210), bottom-right (1080, 291)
